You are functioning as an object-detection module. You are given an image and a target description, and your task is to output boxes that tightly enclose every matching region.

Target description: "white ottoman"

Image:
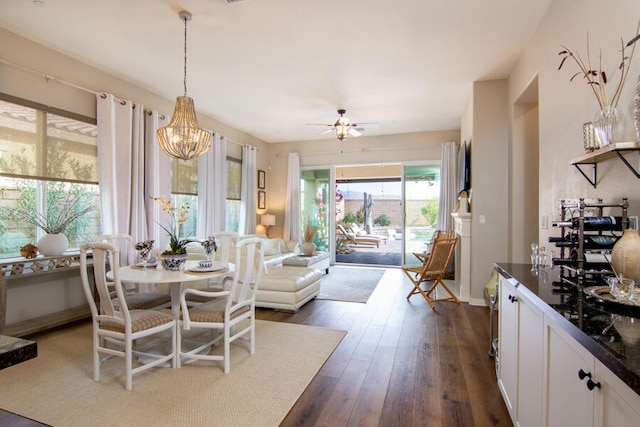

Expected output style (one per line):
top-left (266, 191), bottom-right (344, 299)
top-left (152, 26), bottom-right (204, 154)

top-left (256, 266), bottom-right (322, 312)
top-left (282, 252), bottom-right (330, 274)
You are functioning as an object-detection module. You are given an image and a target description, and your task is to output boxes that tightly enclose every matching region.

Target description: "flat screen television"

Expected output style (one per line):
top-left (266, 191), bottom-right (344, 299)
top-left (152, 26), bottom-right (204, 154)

top-left (457, 140), bottom-right (470, 196)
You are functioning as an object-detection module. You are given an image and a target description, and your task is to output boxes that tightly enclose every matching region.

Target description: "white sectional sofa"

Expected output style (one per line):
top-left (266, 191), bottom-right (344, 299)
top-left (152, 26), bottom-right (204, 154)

top-left (186, 234), bottom-right (323, 312)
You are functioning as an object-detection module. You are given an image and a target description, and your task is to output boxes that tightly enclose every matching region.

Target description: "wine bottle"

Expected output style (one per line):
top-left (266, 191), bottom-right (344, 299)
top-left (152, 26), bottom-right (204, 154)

top-left (550, 235), bottom-right (618, 249)
top-left (552, 251), bottom-right (611, 268)
top-left (551, 216), bottom-right (624, 231)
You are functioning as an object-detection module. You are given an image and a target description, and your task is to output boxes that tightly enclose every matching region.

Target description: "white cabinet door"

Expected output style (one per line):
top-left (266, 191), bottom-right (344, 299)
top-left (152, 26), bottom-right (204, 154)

top-left (594, 359), bottom-right (640, 427)
top-left (545, 317), bottom-right (595, 427)
top-left (515, 292), bottom-right (544, 427)
top-left (498, 275), bottom-right (518, 420)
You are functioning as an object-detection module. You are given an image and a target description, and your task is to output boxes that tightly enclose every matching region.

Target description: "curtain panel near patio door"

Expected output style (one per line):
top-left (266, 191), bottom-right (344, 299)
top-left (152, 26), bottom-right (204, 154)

top-left (283, 153), bottom-right (301, 243)
top-left (437, 141), bottom-right (459, 232)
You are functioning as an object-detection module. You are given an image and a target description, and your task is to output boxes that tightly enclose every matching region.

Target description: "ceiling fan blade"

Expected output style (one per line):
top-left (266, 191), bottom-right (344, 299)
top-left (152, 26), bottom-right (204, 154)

top-left (305, 123), bottom-right (333, 127)
top-left (348, 128), bottom-right (362, 137)
top-left (352, 122), bottom-right (379, 128)
top-left (319, 128), bottom-right (334, 136)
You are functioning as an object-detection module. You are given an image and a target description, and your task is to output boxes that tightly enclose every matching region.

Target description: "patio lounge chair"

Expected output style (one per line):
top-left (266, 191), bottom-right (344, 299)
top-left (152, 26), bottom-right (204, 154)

top-left (349, 224), bottom-right (388, 245)
top-left (337, 224), bottom-right (382, 248)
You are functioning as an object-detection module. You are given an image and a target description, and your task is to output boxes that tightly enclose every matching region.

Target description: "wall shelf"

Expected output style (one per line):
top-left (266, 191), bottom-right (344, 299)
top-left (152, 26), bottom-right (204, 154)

top-left (570, 142), bottom-right (640, 188)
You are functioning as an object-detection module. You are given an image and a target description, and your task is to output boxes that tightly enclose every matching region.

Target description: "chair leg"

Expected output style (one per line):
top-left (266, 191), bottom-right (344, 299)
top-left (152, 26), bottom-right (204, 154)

top-left (93, 331), bottom-right (100, 381)
top-left (176, 323), bottom-right (182, 369)
top-left (125, 338), bottom-right (133, 391)
top-left (224, 326), bottom-right (230, 374)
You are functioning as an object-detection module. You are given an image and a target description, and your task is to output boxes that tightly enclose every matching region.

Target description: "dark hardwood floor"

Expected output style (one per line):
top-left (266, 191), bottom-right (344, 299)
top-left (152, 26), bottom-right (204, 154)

top-left (0, 267), bottom-right (511, 427)
top-left (257, 267), bottom-right (512, 427)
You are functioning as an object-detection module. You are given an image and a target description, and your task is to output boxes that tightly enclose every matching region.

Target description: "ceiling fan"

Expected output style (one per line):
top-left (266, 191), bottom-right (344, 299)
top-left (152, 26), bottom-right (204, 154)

top-left (307, 109), bottom-right (379, 141)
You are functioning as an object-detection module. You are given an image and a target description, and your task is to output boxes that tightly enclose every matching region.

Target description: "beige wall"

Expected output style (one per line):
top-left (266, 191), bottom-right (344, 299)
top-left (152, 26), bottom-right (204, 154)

top-left (262, 130), bottom-right (460, 238)
top-left (509, 0), bottom-right (640, 254)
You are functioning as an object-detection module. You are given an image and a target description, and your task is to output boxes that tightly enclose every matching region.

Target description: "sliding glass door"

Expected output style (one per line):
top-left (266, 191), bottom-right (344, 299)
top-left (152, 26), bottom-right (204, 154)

top-left (300, 168), bottom-right (331, 252)
top-left (403, 163), bottom-right (441, 266)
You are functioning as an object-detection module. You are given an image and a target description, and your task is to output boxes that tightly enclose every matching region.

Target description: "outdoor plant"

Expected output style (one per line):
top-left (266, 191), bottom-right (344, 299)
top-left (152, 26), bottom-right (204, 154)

top-left (1, 181), bottom-right (94, 235)
top-left (342, 212), bottom-right (358, 225)
top-left (374, 214), bottom-right (391, 227)
top-left (421, 199), bottom-right (439, 226)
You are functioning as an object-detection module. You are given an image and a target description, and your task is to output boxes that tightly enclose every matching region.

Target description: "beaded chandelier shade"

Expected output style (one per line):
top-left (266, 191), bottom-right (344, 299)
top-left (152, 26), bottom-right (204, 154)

top-left (157, 10), bottom-right (212, 161)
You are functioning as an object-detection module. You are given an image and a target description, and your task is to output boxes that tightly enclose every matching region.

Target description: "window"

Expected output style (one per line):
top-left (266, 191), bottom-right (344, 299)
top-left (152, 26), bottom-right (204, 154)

top-left (0, 95), bottom-right (100, 258)
top-left (171, 158), bottom-right (198, 239)
top-left (225, 157), bottom-right (241, 232)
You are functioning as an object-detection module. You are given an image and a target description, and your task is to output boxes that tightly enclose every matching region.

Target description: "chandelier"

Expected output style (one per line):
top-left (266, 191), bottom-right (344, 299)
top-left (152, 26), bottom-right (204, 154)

top-left (334, 111), bottom-right (350, 141)
top-left (157, 10), bottom-right (212, 160)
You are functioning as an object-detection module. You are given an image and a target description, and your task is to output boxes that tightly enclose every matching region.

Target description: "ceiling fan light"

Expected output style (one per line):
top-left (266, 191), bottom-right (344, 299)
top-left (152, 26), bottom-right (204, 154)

top-left (335, 125), bottom-right (349, 141)
top-left (157, 96), bottom-right (212, 160)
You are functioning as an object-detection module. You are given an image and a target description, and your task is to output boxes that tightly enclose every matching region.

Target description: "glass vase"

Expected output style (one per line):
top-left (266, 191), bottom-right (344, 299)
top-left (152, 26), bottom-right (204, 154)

top-left (593, 105), bottom-right (624, 148)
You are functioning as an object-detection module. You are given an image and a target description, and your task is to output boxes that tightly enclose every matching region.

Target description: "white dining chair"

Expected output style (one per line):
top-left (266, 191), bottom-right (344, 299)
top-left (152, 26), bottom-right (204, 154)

top-left (79, 242), bottom-right (177, 390)
top-left (177, 237), bottom-right (265, 373)
top-left (96, 234), bottom-right (171, 311)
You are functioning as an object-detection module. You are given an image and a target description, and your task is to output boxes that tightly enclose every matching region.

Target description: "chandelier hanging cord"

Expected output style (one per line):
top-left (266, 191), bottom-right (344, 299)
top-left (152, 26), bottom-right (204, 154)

top-left (180, 11), bottom-right (192, 97)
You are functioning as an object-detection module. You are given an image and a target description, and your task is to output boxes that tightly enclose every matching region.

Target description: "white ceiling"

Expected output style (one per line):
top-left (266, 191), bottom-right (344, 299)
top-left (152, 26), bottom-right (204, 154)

top-left (0, 0), bottom-right (551, 143)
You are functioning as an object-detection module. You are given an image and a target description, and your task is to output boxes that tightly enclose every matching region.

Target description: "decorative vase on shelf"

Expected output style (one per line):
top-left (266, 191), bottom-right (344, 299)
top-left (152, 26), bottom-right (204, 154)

top-left (37, 233), bottom-right (69, 256)
top-left (160, 253), bottom-right (188, 271)
top-left (300, 242), bottom-right (316, 256)
top-left (611, 229), bottom-right (640, 283)
top-left (593, 105), bottom-right (624, 148)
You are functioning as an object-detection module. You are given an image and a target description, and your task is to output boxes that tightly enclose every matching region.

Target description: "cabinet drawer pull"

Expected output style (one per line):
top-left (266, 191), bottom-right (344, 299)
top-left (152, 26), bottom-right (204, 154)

top-left (587, 379), bottom-right (601, 390)
top-left (508, 294), bottom-right (518, 303)
top-left (578, 369), bottom-right (591, 380)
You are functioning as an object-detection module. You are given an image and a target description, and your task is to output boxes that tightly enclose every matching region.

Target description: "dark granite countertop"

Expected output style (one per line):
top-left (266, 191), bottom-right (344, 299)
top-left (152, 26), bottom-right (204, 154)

top-left (0, 335), bottom-right (37, 370)
top-left (494, 263), bottom-right (640, 396)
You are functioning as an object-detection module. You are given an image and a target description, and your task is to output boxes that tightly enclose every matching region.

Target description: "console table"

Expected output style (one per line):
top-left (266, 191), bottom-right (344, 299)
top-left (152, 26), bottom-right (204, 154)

top-left (0, 253), bottom-right (92, 337)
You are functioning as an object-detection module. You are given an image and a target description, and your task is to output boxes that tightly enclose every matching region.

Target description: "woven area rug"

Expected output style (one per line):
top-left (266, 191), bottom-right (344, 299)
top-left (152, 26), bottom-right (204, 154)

top-left (318, 266), bottom-right (385, 303)
top-left (0, 319), bottom-right (345, 427)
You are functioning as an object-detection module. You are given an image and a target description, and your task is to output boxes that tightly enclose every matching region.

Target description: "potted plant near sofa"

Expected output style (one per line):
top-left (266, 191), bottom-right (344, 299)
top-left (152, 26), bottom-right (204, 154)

top-left (301, 219), bottom-right (318, 256)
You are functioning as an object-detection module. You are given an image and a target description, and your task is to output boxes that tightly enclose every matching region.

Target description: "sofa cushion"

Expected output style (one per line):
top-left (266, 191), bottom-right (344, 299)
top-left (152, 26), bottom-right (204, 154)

top-left (259, 266), bottom-right (322, 292)
top-left (262, 238), bottom-right (283, 256)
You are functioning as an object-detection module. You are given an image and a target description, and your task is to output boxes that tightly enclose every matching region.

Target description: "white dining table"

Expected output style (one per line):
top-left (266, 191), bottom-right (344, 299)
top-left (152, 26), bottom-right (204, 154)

top-left (117, 261), bottom-right (230, 320)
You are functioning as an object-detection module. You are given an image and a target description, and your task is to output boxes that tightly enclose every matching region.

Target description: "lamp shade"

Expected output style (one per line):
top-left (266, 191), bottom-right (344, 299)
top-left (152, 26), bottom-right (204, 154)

top-left (157, 96), bottom-right (213, 160)
top-left (260, 214), bottom-right (276, 226)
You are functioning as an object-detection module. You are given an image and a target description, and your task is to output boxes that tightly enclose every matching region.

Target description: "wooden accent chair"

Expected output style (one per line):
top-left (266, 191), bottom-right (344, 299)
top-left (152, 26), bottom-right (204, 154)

top-left (177, 237), bottom-right (265, 373)
top-left (96, 234), bottom-right (171, 311)
top-left (79, 242), bottom-right (176, 390)
top-left (411, 229), bottom-right (455, 264)
top-left (403, 237), bottom-right (459, 309)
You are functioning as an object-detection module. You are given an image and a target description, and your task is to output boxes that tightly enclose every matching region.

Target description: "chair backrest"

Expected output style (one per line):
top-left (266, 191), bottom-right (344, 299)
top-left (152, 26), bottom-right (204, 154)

top-left (213, 232), bottom-right (237, 265)
top-left (80, 242), bottom-right (130, 326)
top-left (337, 224), bottom-right (354, 239)
top-left (97, 234), bottom-right (135, 267)
top-left (423, 237), bottom-right (458, 276)
top-left (229, 238), bottom-right (265, 305)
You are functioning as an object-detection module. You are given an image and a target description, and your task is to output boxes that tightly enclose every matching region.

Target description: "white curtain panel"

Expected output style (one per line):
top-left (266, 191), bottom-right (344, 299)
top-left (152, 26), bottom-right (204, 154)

top-left (283, 152), bottom-right (301, 243)
top-left (197, 133), bottom-right (227, 237)
top-left (96, 94), bottom-right (147, 240)
top-left (144, 110), bottom-right (171, 251)
top-left (436, 141), bottom-right (459, 232)
top-left (239, 144), bottom-right (257, 235)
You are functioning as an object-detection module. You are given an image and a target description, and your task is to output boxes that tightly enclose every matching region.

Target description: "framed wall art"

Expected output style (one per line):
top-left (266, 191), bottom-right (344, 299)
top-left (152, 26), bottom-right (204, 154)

top-left (258, 190), bottom-right (266, 209)
top-left (258, 170), bottom-right (266, 189)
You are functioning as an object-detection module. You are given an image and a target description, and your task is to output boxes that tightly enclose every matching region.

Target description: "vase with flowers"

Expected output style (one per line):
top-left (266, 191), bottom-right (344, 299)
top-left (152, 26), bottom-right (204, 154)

top-left (301, 218), bottom-right (319, 256)
top-left (150, 195), bottom-right (191, 270)
top-left (558, 22), bottom-right (640, 147)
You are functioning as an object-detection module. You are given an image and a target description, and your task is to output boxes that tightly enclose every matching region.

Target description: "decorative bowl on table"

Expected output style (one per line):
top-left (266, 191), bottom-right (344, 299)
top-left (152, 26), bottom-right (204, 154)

top-left (160, 253), bottom-right (188, 271)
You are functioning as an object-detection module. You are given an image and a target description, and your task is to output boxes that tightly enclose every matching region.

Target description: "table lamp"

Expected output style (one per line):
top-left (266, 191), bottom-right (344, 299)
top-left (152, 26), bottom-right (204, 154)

top-left (260, 214), bottom-right (276, 236)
